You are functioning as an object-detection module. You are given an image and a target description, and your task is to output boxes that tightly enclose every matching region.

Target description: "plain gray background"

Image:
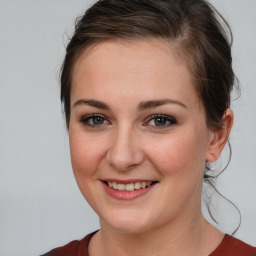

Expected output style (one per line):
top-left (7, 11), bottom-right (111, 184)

top-left (0, 0), bottom-right (255, 255)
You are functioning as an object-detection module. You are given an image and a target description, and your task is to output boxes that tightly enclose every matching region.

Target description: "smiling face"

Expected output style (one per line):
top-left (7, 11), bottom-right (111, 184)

top-left (69, 39), bottom-right (216, 233)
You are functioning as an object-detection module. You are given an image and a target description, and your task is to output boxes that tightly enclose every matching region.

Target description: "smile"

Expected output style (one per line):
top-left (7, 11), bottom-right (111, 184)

top-left (105, 181), bottom-right (154, 191)
top-left (102, 180), bottom-right (158, 200)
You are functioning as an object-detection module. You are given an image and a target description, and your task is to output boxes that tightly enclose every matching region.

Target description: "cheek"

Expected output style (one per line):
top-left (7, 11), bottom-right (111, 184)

top-left (145, 131), bottom-right (207, 179)
top-left (69, 128), bottom-right (107, 179)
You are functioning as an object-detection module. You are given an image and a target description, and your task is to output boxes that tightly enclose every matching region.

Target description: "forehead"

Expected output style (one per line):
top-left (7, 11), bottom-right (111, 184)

top-left (73, 38), bottom-right (184, 77)
top-left (71, 39), bottom-right (199, 108)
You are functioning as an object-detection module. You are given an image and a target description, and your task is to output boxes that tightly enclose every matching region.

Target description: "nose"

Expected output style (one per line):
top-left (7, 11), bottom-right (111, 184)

top-left (106, 126), bottom-right (144, 171)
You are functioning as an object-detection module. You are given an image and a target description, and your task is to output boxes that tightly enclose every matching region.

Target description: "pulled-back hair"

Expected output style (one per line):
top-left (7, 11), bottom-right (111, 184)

top-left (60, 0), bottom-right (238, 230)
top-left (61, 0), bottom-right (234, 129)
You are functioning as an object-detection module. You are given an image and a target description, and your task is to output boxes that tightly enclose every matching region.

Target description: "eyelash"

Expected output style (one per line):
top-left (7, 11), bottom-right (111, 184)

top-left (79, 114), bottom-right (177, 129)
top-left (144, 114), bottom-right (177, 129)
top-left (79, 114), bottom-right (110, 128)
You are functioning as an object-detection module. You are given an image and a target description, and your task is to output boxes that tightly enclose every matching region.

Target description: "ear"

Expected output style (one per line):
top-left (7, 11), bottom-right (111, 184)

top-left (206, 108), bottom-right (233, 162)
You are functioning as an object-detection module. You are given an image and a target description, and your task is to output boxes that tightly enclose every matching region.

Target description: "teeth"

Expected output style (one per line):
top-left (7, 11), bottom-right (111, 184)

top-left (134, 182), bottom-right (141, 189)
top-left (113, 182), bottom-right (118, 189)
top-left (107, 181), bottom-right (153, 191)
top-left (117, 183), bottom-right (125, 190)
top-left (126, 183), bottom-right (134, 191)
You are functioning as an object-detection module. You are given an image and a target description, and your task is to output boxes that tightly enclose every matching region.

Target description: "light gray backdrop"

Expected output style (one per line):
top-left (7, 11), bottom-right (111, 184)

top-left (0, 0), bottom-right (255, 255)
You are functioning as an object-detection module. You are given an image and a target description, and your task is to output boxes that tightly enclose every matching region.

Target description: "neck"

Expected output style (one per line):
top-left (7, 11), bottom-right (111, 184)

top-left (89, 212), bottom-right (223, 256)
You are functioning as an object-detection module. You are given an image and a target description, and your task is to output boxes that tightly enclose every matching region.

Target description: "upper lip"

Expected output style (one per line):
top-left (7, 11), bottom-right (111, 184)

top-left (101, 179), bottom-right (157, 184)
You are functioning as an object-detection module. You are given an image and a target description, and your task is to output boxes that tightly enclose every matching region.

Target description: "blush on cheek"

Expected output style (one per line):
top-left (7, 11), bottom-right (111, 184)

top-left (149, 134), bottom-right (205, 178)
top-left (70, 146), bottom-right (96, 177)
top-left (69, 131), bottom-right (109, 178)
top-left (150, 140), bottom-right (187, 172)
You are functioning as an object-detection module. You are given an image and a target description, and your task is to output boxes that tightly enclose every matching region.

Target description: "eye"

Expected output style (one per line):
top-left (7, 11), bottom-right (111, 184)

top-left (145, 114), bottom-right (177, 129)
top-left (79, 114), bottom-right (110, 128)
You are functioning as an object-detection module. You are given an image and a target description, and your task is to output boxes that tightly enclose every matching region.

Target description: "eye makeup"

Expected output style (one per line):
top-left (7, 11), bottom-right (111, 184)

top-left (79, 113), bottom-right (177, 131)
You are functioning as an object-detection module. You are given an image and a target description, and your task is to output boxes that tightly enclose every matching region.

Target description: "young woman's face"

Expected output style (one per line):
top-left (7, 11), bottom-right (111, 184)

top-left (69, 39), bottom-right (215, 233)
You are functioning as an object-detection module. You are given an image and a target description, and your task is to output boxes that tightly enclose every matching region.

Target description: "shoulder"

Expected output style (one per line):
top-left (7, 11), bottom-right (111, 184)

top-left (41, 240), bottom-right (80, 256)
top-left (41, 232), bottom-right (96, 256)
top-left (211, 234), bottom-right (256, 256)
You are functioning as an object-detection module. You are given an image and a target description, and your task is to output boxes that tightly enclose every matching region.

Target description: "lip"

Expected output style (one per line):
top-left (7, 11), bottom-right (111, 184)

top-left (101, 180), bottom-right (157, 200)
top-left (102, 179), bottom-right (156, 184)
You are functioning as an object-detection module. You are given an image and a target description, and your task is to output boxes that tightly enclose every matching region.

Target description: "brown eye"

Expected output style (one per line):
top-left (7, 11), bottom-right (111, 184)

top-left (92, 116), bottom-right (105, 125)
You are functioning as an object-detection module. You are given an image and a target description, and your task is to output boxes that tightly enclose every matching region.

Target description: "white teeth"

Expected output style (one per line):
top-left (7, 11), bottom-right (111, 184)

top-left (125, 183), bottom-right (134, 191)
top-left (117, 183), bottom-right (125, 190)
top-left (134, 182), bottom-right (141, 189)
top-left (113, 182), bottom-right (118, 189)
top-left (107, 181), bottom-right (154, 191)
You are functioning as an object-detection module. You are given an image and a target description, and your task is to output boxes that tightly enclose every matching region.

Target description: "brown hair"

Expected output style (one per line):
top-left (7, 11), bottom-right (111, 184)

top-left (60, 0), bottom-right (239, 231)
top-left (61, 0), bottom-right (235, 129)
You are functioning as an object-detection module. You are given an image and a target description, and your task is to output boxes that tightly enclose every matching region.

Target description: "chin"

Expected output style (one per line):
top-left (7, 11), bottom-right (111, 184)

top-left (101, 210), bottom-right (154, 234)
top-left (111, 222), bottom-right (150, 234)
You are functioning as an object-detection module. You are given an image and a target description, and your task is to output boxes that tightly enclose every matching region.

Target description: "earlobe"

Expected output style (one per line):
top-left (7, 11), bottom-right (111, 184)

top-left (205, 108), bottom-right (233, 162)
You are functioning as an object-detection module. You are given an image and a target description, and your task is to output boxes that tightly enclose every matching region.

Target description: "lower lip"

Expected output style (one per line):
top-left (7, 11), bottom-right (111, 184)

top-left (102, 182), bottom-right (156, 200)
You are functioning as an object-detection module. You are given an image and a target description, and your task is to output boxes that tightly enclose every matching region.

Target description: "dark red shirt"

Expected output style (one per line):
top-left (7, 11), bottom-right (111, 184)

top-left (42, 232), bottom-right (256, 256)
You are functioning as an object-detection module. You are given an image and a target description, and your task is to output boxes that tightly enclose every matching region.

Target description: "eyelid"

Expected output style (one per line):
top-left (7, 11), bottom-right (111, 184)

top-left (79, 114), bottom-right (111, 127)
top-left (144, 114), bottom-right (176, 122)
top-left (143, 114), bottom-right (177, 129)
top-left (79, 113), bottom-right (176, 129)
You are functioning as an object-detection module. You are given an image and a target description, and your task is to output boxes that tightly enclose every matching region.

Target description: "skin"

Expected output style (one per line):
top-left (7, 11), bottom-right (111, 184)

top-left (69, 39), bottom-right (233, 256)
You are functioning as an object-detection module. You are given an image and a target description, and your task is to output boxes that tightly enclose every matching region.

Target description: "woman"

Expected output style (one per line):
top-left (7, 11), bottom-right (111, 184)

top-left (42, 0), bottom-right (256, 255)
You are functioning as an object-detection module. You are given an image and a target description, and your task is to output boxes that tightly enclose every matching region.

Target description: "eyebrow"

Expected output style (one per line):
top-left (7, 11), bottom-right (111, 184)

top-left (73, 99), bottom-right (110, 110)
top-left (138, 99), bottom-right (188, 111)
top-left (73, 98), bottom-right (188, 111)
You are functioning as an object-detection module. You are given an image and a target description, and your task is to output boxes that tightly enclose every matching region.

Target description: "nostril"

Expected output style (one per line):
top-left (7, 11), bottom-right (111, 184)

top-left (106, 136), bottom-right (145, 171)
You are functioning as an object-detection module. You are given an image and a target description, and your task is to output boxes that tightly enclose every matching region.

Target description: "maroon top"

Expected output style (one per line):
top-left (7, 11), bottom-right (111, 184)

top-left (42, 232), bottom-right (256, 256)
